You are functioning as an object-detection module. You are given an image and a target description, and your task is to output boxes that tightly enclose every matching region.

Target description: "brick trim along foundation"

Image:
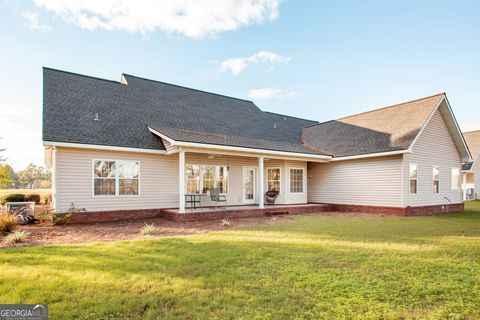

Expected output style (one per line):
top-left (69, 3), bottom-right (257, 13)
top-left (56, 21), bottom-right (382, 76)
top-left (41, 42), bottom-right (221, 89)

top-left (59, 208), bottom-right (164, 224)
top-left (327, 203), bottom-right (464, 216)
top-left (56, 202), bottom-right (464, 224)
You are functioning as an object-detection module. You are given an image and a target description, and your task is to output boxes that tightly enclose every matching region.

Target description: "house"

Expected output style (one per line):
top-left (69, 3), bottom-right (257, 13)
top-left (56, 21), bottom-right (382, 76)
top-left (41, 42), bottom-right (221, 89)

top-left (462, 130), bottom-right (480, 200)
top-left (42, 68), bottom-right (471, 222)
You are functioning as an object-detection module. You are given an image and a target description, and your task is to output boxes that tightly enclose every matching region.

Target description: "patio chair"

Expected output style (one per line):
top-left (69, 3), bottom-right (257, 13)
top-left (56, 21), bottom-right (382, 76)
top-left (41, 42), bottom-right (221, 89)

top-left (265, 190), bottom-right (279, 205)
top-left (209, 187), bottom-right (227, 209)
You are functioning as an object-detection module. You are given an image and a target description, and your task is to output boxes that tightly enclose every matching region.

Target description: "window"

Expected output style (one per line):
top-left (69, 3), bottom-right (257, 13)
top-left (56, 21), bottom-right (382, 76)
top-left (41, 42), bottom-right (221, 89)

top-left (94, 160), bottom-right (116, 196)
top-left (94, 160), bottom-right (139, 196)
top-left (451, 167), bottom-right (460, 190)
top-left (409, 164), bottom-right (418, 194)
top-left (186, 165), bottom-right (201, 194)
top-left (185, 165), bottom-right (229, 194)
top-left (267, 168), bottom-right (281, 192)
top-left (118, 161), bottom-right (139, 195)
top-left (432, 165), bottom-right (440, 193)
top-left (290, 168), bottom-right (304, 193)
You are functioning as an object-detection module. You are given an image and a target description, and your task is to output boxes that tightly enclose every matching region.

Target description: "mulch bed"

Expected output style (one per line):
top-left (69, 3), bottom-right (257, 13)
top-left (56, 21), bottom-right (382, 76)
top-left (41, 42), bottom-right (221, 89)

top-left (1, 214), bottom-right (299, 248)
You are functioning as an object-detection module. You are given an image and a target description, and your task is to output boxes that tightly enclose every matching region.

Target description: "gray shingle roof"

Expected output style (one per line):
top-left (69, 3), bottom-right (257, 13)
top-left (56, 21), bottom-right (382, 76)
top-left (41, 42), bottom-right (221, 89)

top-left (43, 68), bottom-right (327, 156)
top-left (302, 94), bottom-right (445, 157)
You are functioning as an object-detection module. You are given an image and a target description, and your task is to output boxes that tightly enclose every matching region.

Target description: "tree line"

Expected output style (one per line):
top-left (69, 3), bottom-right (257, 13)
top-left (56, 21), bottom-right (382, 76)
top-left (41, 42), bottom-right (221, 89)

top-left (0, 138), bottom-right (51, 189)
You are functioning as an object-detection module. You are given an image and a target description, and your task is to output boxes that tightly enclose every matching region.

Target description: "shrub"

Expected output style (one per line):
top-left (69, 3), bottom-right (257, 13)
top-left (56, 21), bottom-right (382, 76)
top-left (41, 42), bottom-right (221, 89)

top-left (221, 218), bottom-right (232, 227)
top-left (0, 214), bottom-right (18, 234)
top-left (1, 194), bottom-right (25, 205)
top-left (37, 209), bottom-right (54, 222)
top-left (52, 203), bottom-right (86, 225)
top-left (25, 194), bottom-right (41, 204)
top-left (140, 223), bottom-right (156, 236)
top-left (3, 230), bottom-right (30, 245)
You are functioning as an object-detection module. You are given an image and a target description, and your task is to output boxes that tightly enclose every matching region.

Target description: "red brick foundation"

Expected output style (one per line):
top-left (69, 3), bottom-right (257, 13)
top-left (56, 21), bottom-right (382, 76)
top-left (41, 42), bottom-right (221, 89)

top-left (327, 203), bottom-right (464, 216)
top-left (58, 208), bottom-right (164, 224)
top-left (163, 204), bottom-right (332, 222)
top-left (404, 203), bottom-right (464, 216)
top-left (57, 202), bottom-right (464, 224)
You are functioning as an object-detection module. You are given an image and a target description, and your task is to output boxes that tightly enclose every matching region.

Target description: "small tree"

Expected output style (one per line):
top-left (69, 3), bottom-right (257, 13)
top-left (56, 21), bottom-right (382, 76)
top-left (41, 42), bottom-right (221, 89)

top-left (17, 164), bottom-right (51, 189)
top-left (0, 164), bottom-right (15, 188)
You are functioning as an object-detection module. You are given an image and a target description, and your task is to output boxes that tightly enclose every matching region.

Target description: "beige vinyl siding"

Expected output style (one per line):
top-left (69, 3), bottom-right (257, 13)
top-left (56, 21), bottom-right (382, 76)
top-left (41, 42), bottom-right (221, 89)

top-left (54, 148), bottom-right (308, 212)
top-left (307, 156), bottom-right (403, 207)
top-left (55, 147), bottom-right (179, 212)
top-left (403, 109), bottom-right (463, 206)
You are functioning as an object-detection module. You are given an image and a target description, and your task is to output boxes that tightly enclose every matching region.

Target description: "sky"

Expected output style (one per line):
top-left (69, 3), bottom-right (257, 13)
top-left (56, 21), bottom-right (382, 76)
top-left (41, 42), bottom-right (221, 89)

top-left (0, 0), bottom-right (479, 170)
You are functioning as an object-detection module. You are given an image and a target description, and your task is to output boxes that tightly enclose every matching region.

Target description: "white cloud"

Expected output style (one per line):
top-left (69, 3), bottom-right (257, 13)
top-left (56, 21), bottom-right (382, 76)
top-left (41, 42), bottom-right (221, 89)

top-left (219, 50), bottom-right (291, 75)
top-left (22, 11), bottom-right (51, 30)
top-left (247, 87), bottom-right (295, 100)
top-left (30, 0), bottom-right (280, 37)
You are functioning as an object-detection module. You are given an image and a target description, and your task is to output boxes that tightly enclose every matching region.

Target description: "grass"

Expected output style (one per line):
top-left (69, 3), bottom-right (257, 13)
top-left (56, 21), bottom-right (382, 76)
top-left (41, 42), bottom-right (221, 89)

top-left (0, 209), bottom-right (479, 319)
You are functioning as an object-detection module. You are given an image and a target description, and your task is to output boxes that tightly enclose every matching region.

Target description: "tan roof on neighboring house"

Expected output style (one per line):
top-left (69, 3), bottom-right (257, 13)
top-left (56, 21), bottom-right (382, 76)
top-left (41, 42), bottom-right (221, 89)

top-left (464, 130), bottom-right (480, 161)
top-left (302, 93), bottom-right (446, 157)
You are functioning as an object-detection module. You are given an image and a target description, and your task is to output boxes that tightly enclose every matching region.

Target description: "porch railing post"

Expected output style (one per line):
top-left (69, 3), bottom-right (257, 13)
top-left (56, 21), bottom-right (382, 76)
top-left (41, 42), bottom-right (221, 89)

top-left (258, 156), bottom-right (264, 208)
top-left (179, 150), bottom-right (186, 213)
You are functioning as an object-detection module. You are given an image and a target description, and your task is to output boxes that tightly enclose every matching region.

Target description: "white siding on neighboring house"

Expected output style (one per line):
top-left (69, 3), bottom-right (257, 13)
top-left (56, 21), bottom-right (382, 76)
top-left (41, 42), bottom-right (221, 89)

top-left (403, 109), bottom-right (463, 206)
top-left (307, 156), bottom-right (403, 207)
top-left (55, 147), bottom-right (179, 212)
top-left (473, 154), bottom-right (480, 199)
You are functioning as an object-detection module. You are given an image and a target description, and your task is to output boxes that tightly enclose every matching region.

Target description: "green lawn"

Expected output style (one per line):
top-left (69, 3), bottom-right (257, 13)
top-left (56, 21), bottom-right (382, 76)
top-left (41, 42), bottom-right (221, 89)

top-left (1, 208), bottom-right (480, 319)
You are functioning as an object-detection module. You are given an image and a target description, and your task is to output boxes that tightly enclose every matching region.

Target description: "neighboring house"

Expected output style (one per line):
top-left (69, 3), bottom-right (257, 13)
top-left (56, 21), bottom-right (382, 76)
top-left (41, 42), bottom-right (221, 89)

top-left (42, 68), bottom-right (471, 220)
top-left (462, 130), bottom-right (480, 200)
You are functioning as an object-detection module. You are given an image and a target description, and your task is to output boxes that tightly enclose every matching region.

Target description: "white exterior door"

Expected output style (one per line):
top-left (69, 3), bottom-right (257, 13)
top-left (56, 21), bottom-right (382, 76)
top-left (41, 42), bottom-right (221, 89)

top-left (243, 167), bottom-right (257, 204)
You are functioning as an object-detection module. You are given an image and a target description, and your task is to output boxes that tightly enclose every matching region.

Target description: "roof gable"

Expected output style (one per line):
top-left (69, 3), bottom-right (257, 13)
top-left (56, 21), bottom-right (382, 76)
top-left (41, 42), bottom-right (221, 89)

top-left (463, 130), bottom-right (480, 162)
top-left (302, 94), bottom-right (444, 157)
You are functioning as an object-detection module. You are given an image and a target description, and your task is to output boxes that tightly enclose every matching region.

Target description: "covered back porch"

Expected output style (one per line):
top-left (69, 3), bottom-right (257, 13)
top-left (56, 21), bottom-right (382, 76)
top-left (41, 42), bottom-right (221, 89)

top-left (173, 146), bottom-right (330, 214)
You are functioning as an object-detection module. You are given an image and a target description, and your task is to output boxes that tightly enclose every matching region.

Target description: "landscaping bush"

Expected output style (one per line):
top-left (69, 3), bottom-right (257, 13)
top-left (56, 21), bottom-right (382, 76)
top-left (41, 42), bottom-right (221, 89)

top-left (0, 194), bottom-right (26, 205)
top-left (52, 203), bottom-right (86, 225)
top-left (140, 223), bottom-right (156, 236)
top-left (25, 194), bottom-right (41, 204)
top-left (3, 230), bottom-right (30, 245)
top-left (0, 214), bottom-right (18, 234)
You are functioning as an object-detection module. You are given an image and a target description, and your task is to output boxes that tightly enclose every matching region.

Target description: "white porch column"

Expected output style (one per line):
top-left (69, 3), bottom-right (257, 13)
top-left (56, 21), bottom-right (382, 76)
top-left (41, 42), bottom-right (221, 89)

top-left (179, 150), bottom-right (186, 213)
top-left (462, 172), bottom-right (467, 201)
top-left (258, 156), bottom-right (264, 208)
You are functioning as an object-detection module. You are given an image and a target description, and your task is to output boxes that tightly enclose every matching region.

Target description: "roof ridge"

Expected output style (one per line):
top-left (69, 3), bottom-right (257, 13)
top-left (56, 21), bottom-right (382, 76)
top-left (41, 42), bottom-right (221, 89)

top-left (43, 67), bottom-right (122, 85)
top-left (303, 119), bottom-right (337, 129)
top-left (122, 73), bottom-right (255, 104)
top-left (338, 93), bottom-right (445, 121)
top-left (263, 111), bottom-right (318, 123)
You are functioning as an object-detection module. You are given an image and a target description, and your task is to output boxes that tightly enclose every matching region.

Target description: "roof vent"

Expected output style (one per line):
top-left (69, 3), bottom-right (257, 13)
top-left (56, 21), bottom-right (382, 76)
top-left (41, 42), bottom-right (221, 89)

top-left (273, 123), bottom-right (277, 129)
top-left (94, 113), bottom-right (100, 121)
top-left (284, 117), bottom-right (287, 121)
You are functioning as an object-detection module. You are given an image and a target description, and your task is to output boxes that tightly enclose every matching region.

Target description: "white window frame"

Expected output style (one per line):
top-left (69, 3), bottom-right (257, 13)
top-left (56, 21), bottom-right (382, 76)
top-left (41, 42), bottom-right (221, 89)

top-left (289, 167), bottom-right (305, 194)
top-left (185, 164), bottom-right (230, 195)
top-left (266, 167), bottom-right (281, 193)
top-left (92, 159), bottom-right (140, 197)
top-left (432, 165), bottom-right (440, 194)
top-left (409, 163), bottom-right (418, 195)
top-left (451, 167), bottom-right (460, 190)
